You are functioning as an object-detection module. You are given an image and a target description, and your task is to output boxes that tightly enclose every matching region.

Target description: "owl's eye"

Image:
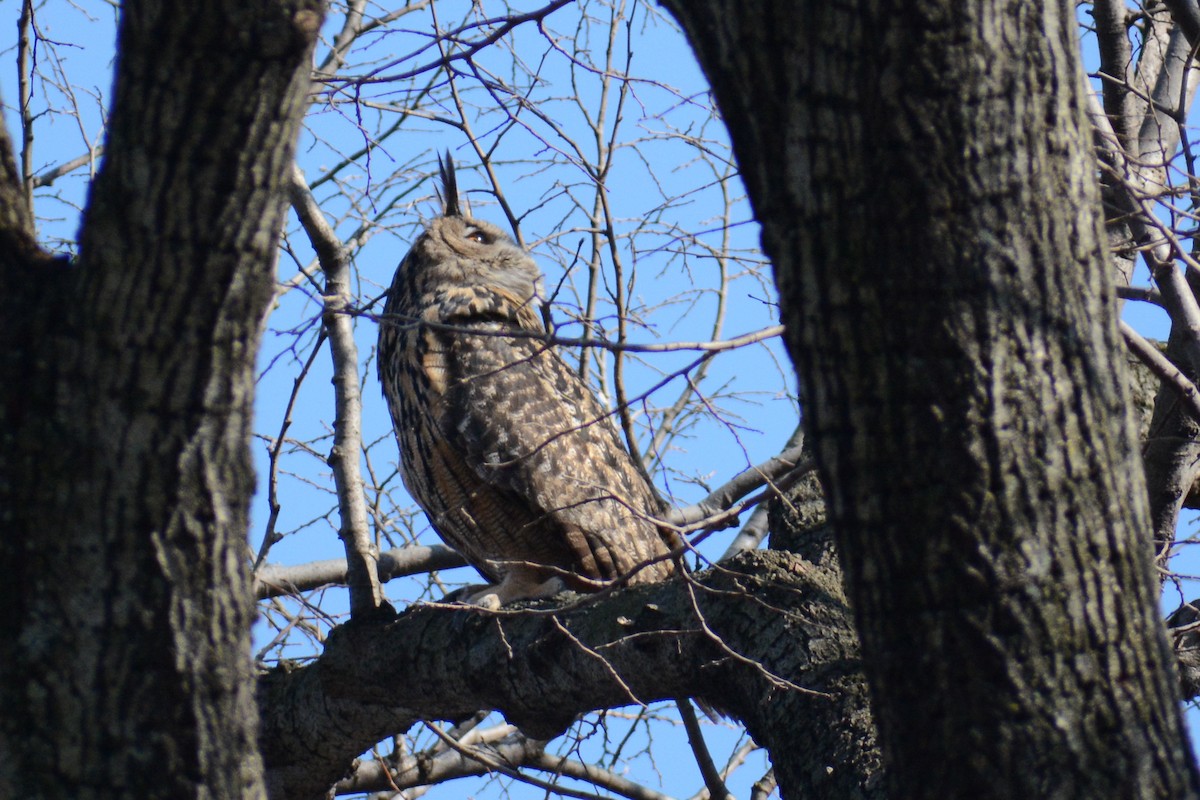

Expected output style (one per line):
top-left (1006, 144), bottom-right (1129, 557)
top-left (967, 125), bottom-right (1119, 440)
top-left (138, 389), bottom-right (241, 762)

top-left (464, 228), bottom-right (490, 244)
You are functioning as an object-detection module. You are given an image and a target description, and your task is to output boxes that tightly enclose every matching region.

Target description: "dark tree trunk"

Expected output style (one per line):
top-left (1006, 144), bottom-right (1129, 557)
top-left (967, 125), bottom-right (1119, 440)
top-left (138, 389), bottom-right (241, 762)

top-left (661, 0), bottom-right (1200, 797)
top-left (0, 2), bottom-right (321, 797)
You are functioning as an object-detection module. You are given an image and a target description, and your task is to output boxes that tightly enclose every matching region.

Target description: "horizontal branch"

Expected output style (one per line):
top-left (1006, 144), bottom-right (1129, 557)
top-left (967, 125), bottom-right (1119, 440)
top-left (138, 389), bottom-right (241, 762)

top-left (256, 549), bottom-right (871, 800)
top-left (32, 147), bottom-right (103, 188)
top-left (256, 441), bottom-right (811, 600)
top-left (333, 728), bottom-right (545, 796)
top-left (254, 544), bottom-right (467, 599)
top-left (1116, 285), bottom-right (1164, 307)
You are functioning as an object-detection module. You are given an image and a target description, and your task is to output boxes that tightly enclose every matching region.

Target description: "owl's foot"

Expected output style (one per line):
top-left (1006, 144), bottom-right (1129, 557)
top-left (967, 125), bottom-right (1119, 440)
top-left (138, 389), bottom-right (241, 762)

top-left (461, 570), bottom-right (566, 609)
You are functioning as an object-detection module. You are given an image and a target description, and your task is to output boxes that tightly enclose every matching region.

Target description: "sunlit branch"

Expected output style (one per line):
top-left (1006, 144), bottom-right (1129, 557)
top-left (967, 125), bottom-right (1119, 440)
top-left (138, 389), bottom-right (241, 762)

top-left (290, 164), bottom-right (385, 617)
top-left (425, 722), bottom-right (609, 800)
top-left (30, 146), bottom-right (103, 188)
top-left (334, 727), bottom-right (545, 796)
top-left (1117, 285), bottom-right (1164, 306)
top-left (254, 544), bottom-right (467, 600)
top-left (670, 441), bottom-right (809, 530)
top-left (1120, 320), bottom-right (1200, 423)
top-left (749, 769), bottom-right (777, 800)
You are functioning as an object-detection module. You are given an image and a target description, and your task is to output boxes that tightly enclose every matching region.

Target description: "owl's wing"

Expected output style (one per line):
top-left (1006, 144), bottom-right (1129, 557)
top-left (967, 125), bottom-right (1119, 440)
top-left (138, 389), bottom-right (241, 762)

top-left (433, 290), bottom-right (675, 585)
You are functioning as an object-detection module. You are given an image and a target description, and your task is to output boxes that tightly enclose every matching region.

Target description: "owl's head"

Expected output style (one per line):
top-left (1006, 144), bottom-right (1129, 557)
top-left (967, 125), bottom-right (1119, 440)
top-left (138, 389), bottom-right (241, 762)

top-left (396, 154), bottom-right (543, 308)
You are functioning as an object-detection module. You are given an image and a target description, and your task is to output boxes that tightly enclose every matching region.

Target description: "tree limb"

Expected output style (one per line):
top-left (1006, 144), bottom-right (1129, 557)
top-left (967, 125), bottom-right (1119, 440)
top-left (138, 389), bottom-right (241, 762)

top-left (669, 442), bottom-right (811, 529)
top-left (257, 549), bottom-right (878, 800)
top-left (1164, 0), bottom-right (1200, 50)
top-left (1121, 320), bottom-right (1200, 423)
top-left (289, 164), bottom-right (385, 618)
top-left (254, 544), bottom-right (468, 599)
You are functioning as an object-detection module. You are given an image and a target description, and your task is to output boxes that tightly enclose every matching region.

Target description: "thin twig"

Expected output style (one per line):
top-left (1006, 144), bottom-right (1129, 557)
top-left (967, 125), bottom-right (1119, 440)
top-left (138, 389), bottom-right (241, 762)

top-left (529, 750), bottom-right (673, 800)
top-left (252, 330), bottom-right (327, 571)
top-left (425, 722), bottom-right (607, 800)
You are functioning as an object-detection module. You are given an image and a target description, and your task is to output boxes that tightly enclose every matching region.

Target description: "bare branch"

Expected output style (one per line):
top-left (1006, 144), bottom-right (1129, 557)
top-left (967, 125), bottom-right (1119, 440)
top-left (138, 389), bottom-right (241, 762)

top-left (252, 330), bottom-right (327, 571)
top-left (1164, 0), bottom-right (1200, 50)
top-left (678, 698), bottom-right (733, 800)
top-left (528, 750), bottom-right (674, 800)
top-left (31, 146), bottom-right (103, 188)
top-left (289, 164), bottom-right (385, 618)
top-left (720, 425), bottom-right (804, 559)
top-left (669, 442), bottom-right (811, 529)
top-left (254, 545), bottom-right (468, 599)
top-left (426, 722), bottom-right (608, 800)
top-left (749, 769), bottom-right (777, 800)
top-left (17, 0), bottom-right (35, 211)
top-left (334, 728), bottom-right (546, 796)
top-left (1120, 320), bottom-right (1200, 423)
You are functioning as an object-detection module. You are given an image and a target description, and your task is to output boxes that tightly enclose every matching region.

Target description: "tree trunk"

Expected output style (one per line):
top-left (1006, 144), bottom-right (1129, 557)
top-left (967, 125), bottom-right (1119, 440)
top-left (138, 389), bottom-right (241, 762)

top-left (0, 2), bottom-right (321, 797)
top-left (662, 0), bottom-right (1200, 797)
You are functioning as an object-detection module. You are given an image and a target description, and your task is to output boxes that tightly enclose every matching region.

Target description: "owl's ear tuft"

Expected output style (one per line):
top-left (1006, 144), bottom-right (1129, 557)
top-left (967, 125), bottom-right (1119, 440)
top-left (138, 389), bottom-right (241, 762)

top-left (437, 151), bottom-right (461, 217)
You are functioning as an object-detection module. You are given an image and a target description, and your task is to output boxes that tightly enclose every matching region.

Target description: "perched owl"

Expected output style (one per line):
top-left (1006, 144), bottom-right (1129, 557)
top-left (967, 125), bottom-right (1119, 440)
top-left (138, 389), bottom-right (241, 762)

top-left (377, 155), bottom-right (679, 608)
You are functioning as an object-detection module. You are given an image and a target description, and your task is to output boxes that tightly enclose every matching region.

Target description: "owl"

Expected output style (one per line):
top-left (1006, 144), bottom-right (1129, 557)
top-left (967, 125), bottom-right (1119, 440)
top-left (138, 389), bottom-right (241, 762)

top-left (377, 155), bottom-right (679, 608)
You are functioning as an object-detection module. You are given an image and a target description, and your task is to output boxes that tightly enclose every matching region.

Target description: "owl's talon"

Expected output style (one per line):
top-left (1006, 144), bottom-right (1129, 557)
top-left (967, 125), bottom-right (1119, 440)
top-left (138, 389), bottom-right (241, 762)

top-left (458, 584), bottom-right (502, 608)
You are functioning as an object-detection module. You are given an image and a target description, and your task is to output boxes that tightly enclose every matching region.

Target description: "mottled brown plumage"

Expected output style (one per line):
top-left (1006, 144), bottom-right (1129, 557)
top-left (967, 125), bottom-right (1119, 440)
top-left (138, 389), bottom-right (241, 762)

top-left (378, 155), bottom-right (678, 607)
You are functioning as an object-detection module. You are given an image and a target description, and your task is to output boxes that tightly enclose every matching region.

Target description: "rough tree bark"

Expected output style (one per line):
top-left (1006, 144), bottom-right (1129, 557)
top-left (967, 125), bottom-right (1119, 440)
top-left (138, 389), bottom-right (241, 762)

top-left (0, 2), bottom-right (321, 797)
top-left (256, 475), bottom-right (881, 800)
top-left (661, 0), bottom-right (1200, 797)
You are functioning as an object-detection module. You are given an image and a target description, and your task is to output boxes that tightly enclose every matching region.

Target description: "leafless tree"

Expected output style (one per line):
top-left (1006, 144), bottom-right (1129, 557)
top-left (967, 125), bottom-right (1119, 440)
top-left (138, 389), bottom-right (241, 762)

top-left (3, 1), bottom-right (1200, 799)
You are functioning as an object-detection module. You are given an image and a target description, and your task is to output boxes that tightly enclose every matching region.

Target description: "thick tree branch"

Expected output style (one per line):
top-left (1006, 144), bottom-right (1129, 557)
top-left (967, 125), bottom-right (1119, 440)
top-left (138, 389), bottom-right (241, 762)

top-left (1092, 0), bottom-right (1137, 146)
top-left (1165, 0), bottom-right (1200, 50)
top-left (257, 548), bottom-right (879, 800)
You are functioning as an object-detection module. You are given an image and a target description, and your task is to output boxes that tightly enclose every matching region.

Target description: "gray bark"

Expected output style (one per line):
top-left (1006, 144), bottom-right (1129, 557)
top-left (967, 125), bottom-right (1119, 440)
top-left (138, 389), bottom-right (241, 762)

top-left (660, 0), bottom-right (1200, 797)
top-left (0, 2), bottom-right (321, 797)
top-left (257, 478), bottom-right (881, 799)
